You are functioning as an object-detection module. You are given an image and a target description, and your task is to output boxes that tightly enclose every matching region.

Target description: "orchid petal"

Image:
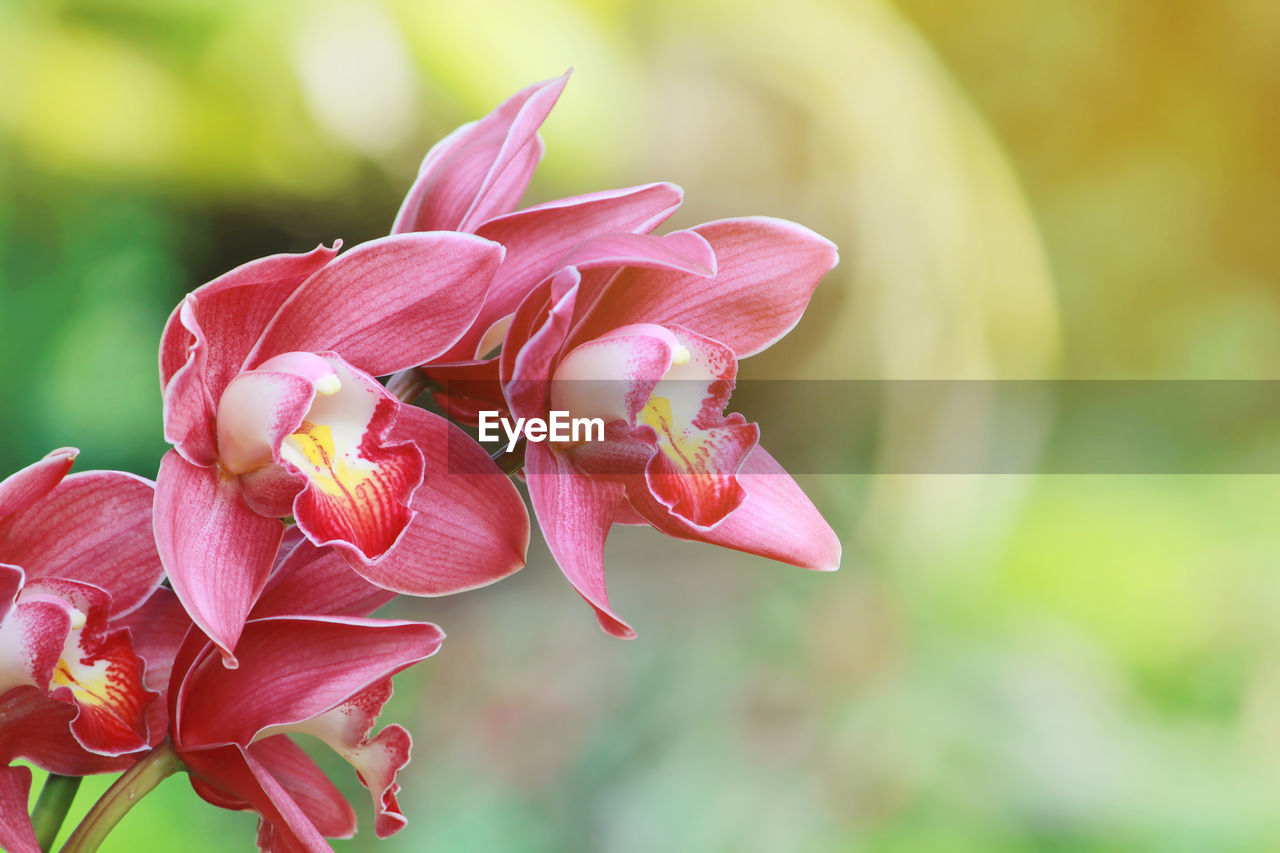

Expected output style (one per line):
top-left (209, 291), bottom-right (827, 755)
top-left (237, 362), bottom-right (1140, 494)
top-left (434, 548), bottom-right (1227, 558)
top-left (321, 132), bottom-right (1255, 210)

top-left (560, 230), bottom-right (716, 278)
top-left (283, 358), bottom-right (424, 565)
top-left (249, 735), bottom-right (357, 840)
top-left (239, 465), bottom-right (306, 520)
top-left (0, 564), bottom-right (22, 624)
top-left (635, 326), bottom-right (759, 527)
top-left (269, 679), bottom-right (410, 838)
top-left (347, 406), bottom-right (528, 596)
top-left (215, 370), bottom-right (316, 475)
top-left (159, 245), bottom-right (339, 394)
top-left (161, 309), bottom-right (219, 466)
top-left (630, 446), bottom-right (841, 572)
top-left (0, 447), bottom-right (76, 520)
top-left (431, 182), bottom-right (686, 363)
top-left (27, 579), bottom-right (155, 756)
top-left (155, 451), bottom-right (285, 665)
top-left (0, 766), bottom-right (40, 853)
top-left (253, 539), bottom-right (393, 619)
top-left (174, 616), bottom-right (442, 747)
top-left (118, 587), bottom-right (192, 743)
top-left (0, 596), bottom-right (69, 696)
top-left (160, 246), bottom-right (339, 465)
top-left (0, 688), bottom-right (129, 775)
top-left (1, 579), bottom-right (154, 758)
top-left (524, 443), bottom-right (634, 638)
top-left (183, 744), bottom-right (333, 853)
top-left (641, 415), bottom-right (758, 528)
top-left (572, 217), bottom-right (839, 357)
top-left (248, 233), bottom-right (504, 377)
top-left (502, 270), bottom-right (579, 421)
top-left (0, 471), bottom-right (164, 616)
top-left (393, 72), bottom-right (569, 234)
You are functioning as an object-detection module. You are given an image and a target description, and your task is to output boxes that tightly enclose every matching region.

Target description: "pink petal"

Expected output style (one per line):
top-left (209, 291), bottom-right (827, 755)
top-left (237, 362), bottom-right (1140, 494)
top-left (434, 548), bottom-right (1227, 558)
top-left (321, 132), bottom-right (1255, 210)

top-left (434, 182), bottom-right (686, 363)
top-left (571, 217), bottom-right (839, 357)
top-left (559, 230), bottom-right (716, 278)
top-left (629, 445), bottom-right (841, 572)
top-left (253, 539), bottom-right (393, 619)
top-left (1, 579), bottom-right (154, 758)
top-left (631, 326), bottom-right (759, 527)
top-left (174, 615), bottom-right (443, 747)
top-left (0, 471), bottom-right (164, 616)
top-left (0, 564), bottom-right (22, 623)
top-left (249, 735), bottom-right (357, 840)
top-left (58, 625), bottom-right (155, 756)
top-left (0, 448), bottom-right (76, 520)
top-left (159, 244), bottom-right (339, 395)
top-left (239, 464), bottom-right (306, 520)
top-left (0, 687), bottom-right (130, 775)
top-left (154, 452), bottom-right (285, 666)
top-left (182, 744), bottom-right (333, 853)
top-left (501, 270), bottom-right (579, 421)
top-left (275, 678), bottom-right (411, 838)
top-left (118, 587), bottom-right (192, 744)
top-left (346, 406), bottom-right (528, 596)
top-left (248, 232), bottom-right (504, 377)
top-left (392, 72), bottom-right (569, 234)
top-left (641, 418), bottom-right (758, 528)
top-left (161, 311), bottom-right (219, 466)
top-left (0, 765), bottom-right (40, 853)
top-left (523, 443), bottom-right (634, 638)
top-left (284, 360), bottom-right (424, 565)
top-left (0, 596), bottom-right (69, 697)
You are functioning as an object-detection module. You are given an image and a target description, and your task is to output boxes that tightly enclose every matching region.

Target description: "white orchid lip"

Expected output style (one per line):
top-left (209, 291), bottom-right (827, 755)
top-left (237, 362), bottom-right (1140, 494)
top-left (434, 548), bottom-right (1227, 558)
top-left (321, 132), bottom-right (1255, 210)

top-left (215, 352), bottom-right (342, 475)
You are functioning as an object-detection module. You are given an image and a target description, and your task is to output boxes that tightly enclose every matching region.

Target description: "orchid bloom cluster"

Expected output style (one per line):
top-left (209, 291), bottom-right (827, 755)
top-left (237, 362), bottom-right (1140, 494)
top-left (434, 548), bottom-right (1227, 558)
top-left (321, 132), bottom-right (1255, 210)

top-left (0, 72), bottom-right (839, 853)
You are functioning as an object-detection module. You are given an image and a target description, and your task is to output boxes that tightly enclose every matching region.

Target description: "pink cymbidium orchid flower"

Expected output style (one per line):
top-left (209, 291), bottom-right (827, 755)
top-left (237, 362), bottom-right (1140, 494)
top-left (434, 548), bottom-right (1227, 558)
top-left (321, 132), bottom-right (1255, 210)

top-left (0, 448), bottom-right (165, 774)
top-left (392, 71), bottom-right (687, 422)
top-left (157, 235), bottom-right (530, 664)
top-left (163, 536), bottom-right (436, 852)
top-left (498, 219), bottom-right (843, 637)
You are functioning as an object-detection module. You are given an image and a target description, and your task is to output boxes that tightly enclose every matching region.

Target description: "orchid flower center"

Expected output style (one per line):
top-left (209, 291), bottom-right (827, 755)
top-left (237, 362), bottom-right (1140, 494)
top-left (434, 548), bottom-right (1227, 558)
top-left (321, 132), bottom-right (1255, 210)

top-left (215, 353), bottom-right (346, 476)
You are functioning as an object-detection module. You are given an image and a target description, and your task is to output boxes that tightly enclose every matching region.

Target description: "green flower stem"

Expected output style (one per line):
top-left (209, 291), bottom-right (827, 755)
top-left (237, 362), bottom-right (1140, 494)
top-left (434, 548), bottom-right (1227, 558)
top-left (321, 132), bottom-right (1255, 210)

top-left (60, 741), bottom-right (184, 853)
top-left (31, 773), bottom-right (81, 851)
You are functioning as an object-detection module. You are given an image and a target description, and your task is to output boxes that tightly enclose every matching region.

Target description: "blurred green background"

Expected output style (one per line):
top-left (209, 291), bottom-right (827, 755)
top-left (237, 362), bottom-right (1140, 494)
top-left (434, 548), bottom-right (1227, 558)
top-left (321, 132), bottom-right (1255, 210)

top-left (6, 0), bottom-right (1280, 850)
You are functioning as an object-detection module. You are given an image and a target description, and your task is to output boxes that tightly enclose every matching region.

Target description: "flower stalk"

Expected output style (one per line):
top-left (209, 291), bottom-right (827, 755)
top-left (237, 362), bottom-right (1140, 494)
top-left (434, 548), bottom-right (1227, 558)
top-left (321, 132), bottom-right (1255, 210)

top-left (31, 774), bottom-right (80, 852)
top-left (60, 741), bottom-right (184, 853)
